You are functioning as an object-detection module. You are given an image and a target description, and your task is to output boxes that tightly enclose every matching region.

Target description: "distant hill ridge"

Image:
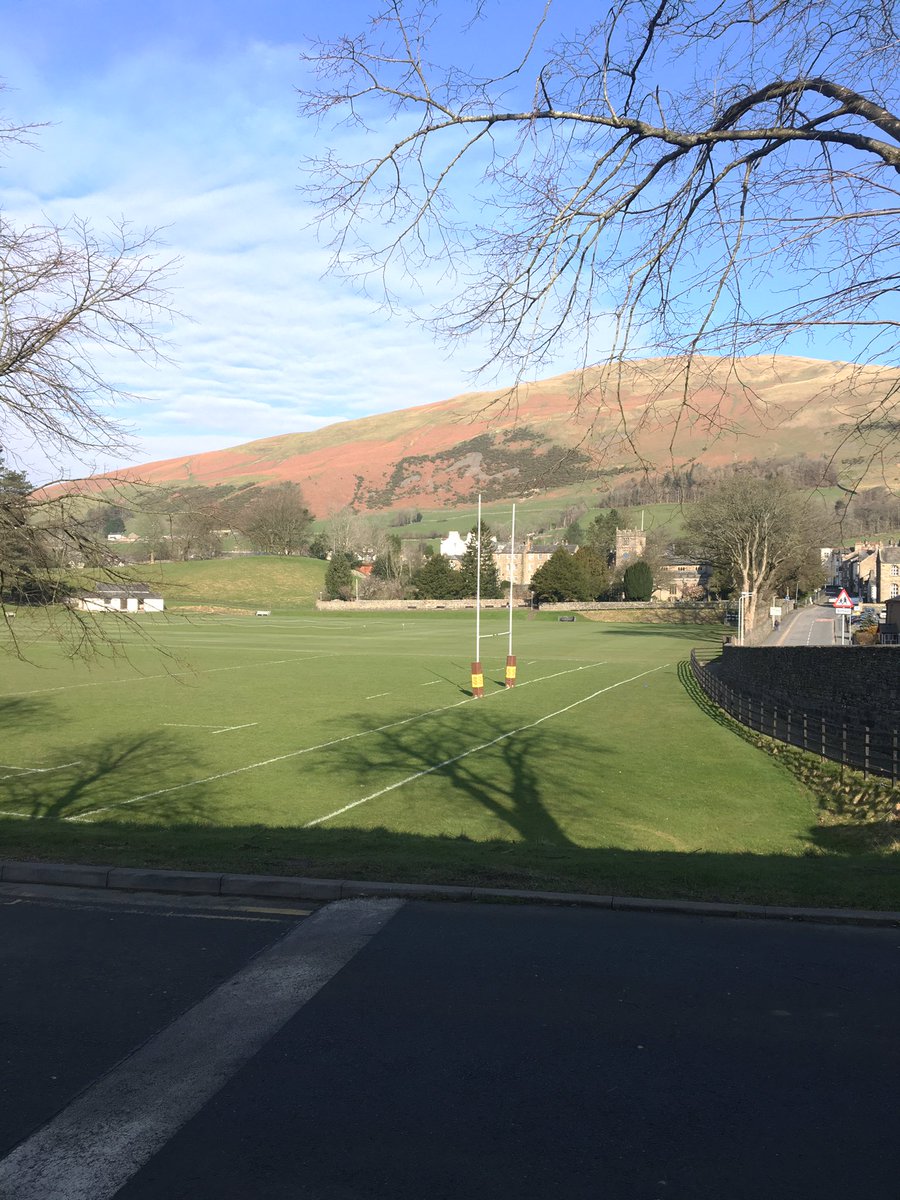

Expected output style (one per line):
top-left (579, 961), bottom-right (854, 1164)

top-left (94, 355), bottom-right (900, 515)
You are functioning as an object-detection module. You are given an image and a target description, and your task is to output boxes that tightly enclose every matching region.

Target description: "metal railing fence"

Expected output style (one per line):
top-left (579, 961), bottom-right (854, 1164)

top-left (689, 649), bottom-right (899, 783)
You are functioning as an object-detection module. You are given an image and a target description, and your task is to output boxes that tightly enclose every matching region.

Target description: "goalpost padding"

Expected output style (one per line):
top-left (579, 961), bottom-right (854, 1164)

top-left (470, 661), bottom-right (484, 698)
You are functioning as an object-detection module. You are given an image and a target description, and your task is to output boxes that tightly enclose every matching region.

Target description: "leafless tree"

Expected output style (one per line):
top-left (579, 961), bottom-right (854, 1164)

top-left (325, 506), bottom-right (370, 557)
top-left (299, 0), bottom-right (900, 485)
top-left (0, 98), bottom-right (178, 657)
top-left (1, 211), bottom-right (176, 466)
top-left (237, 483), bottom-right (314, 555)
top-left (685, 476), bottom-right (824, 633)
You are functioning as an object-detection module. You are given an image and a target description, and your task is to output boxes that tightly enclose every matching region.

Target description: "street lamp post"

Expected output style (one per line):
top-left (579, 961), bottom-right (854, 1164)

top-left (737, 591), bottom-right (754, 645)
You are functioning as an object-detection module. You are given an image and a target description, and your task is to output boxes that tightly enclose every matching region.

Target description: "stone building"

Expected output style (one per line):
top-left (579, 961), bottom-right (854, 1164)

top-left (614, 528), bottom-right (647, 567)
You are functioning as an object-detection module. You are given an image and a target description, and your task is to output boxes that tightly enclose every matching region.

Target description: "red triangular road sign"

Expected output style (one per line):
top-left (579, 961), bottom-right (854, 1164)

top-left (832, 588), bottom-right (854, 611)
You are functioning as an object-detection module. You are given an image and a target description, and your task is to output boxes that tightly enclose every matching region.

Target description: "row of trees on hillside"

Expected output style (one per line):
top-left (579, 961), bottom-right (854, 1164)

top-left (122, 482), bottom-right (314, 562)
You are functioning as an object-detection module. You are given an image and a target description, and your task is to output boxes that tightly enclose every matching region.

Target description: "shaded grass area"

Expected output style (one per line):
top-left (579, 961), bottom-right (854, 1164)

top-left (680, 660), bottom-right (900, 857)
top-left (0, 821), bottom-right (897, 911)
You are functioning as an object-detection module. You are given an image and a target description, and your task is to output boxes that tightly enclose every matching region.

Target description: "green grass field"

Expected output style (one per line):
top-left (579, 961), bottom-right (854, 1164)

top-left (1, 608), bottom-right (896, 907)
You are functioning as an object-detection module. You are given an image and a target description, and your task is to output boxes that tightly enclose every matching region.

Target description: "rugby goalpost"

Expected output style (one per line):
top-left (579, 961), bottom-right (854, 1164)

top-left (470, 495), bottom-right (517, 698)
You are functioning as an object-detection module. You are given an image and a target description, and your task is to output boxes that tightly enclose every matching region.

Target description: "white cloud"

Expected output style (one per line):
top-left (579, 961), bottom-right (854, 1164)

top-left (1, 29), bottom-right (588, 486)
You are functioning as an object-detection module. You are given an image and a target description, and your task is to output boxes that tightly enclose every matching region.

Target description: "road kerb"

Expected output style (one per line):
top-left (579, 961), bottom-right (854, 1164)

top-left (1, 861), bottom-right (111, 889)
top-left (2, 859), bottom-right (899, 927)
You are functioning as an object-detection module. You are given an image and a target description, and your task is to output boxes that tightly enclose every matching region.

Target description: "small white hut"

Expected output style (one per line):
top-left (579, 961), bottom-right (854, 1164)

top-left (69, 582), bottom-right (164, 613)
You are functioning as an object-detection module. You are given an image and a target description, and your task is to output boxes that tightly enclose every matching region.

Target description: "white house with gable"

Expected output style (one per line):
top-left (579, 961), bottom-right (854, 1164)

top-left (440, 530), bottom-right (470, 558)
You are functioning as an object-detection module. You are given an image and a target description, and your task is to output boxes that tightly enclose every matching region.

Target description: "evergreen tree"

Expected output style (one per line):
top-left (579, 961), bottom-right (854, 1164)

top-left (308, 533), bottom-right (331, 560)
top-left (586, 509), bottom-right (621, 563)
top-left (457, 522), bottom-right (503, 598)
top-left (411, 553), bottom-right (462, 599)
top-left (573, 546), bottom-right (609, 599)
top-left (0, 458), bottom-right (36, 598)
top-left (530, 548), bottom-right (591, 602)
top-left (324, 552), bottom-right (354, 600)
top-left (623, 559), bottom-right (654, 601)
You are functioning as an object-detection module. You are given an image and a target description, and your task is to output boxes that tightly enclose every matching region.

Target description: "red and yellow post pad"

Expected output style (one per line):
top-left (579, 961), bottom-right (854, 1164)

top-left (470, 661), bottom-right (484, 698)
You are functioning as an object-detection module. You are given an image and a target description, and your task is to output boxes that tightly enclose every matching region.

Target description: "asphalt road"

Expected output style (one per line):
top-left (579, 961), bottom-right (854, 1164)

top-left (3, 886), bottom-right (900, 1199)
top-left (769, 602), bottom-right (836, 646)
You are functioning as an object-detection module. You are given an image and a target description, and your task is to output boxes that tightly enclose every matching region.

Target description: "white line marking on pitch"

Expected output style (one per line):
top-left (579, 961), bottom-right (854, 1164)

top-left (0, 810), bottom-right (34, 818)
top-left (365, 693), bottom-right (390, 700)
top-left (305, 665), bottom-right (669, 828)
top-left (1, 659), bottom-right (304, 699)
top-left (0, 761), bottom-right (81, 779)
top-left (0, 900), bottom-right (403, 1200)
top-left (66, 661), bottom-right (607, 823)
top-left (162, 723), bottom-right (259, 735)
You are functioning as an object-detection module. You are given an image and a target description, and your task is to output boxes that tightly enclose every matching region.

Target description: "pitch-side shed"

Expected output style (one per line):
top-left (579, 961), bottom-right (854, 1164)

top-left (69, 582), bottom-right (165, 614)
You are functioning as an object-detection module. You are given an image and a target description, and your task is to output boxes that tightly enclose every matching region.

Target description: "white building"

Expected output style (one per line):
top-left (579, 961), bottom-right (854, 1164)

top-left (69, 582), bottom-right (164, 613)
top-left (439, 530), bottom-right (470, 558)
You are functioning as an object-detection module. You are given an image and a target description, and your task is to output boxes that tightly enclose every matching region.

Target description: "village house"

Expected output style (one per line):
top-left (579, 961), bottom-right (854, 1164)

top-left (653, 559), bottom-right (711, 601)
top-left (877, 544), bottom-right (900, 602)
top-left (439, 530), bottom-right (469, 559)
top-left (847, 543), bottom-right (880, 599)
top-left (492, 537), bottom-right (575, 587)
top-left (880, 595), bottom-right (900, 644)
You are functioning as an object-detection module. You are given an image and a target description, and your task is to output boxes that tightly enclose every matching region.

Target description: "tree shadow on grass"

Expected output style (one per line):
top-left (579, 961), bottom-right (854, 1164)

top-left (297, 704), bottom-right (611, 849)
top-left (0, 726), bottom-right (210, 825)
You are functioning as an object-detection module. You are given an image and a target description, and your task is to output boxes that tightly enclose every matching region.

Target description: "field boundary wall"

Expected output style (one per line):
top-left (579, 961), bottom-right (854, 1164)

top-left (316, 599), bottom-right (726, 618)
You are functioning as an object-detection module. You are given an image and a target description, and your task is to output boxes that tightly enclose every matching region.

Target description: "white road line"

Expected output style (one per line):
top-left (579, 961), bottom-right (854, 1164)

top-left (305, 664), bottom-right (670, 828)
top-left (0, 900), bottom-right (403, 1200)
top-left (67, 661), bottom-right (607, 823)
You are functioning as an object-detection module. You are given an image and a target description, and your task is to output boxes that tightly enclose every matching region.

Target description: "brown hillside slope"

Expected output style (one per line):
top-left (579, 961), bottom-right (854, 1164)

top-left (93, 356), bottom-right (900, 514)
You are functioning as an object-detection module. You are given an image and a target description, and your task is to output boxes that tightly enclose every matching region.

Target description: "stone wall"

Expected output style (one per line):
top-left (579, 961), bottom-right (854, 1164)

top-left (316, 598), bottom-right (513, 612)
top-left (716, 645), bottom-right (900, 720)
top-left (316, 598), bottom-right (726, 619)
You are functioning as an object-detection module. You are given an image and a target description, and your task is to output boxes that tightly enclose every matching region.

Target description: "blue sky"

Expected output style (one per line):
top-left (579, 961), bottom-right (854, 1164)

top-left (2, 0), bottom-right (561, 482)
top-left (4, 1), bottom-right (887, 485)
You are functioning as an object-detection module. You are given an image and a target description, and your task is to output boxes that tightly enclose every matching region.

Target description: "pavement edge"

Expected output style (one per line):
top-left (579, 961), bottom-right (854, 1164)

top-left (1, 859), bottom-right (898, 927)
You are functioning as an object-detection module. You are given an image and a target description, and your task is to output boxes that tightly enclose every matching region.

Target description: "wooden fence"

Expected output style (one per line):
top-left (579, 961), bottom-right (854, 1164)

top-left (689, 649), bottom-right (899, 783)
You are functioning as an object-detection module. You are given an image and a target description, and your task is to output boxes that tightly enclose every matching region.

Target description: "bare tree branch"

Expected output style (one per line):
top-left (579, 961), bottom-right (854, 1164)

top-left (298, 0), bottom-right (900, 484)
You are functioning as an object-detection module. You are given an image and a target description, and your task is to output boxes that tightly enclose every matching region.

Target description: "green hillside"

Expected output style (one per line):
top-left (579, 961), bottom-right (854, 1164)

top-left (121, 557), bottom-right (328, 612)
